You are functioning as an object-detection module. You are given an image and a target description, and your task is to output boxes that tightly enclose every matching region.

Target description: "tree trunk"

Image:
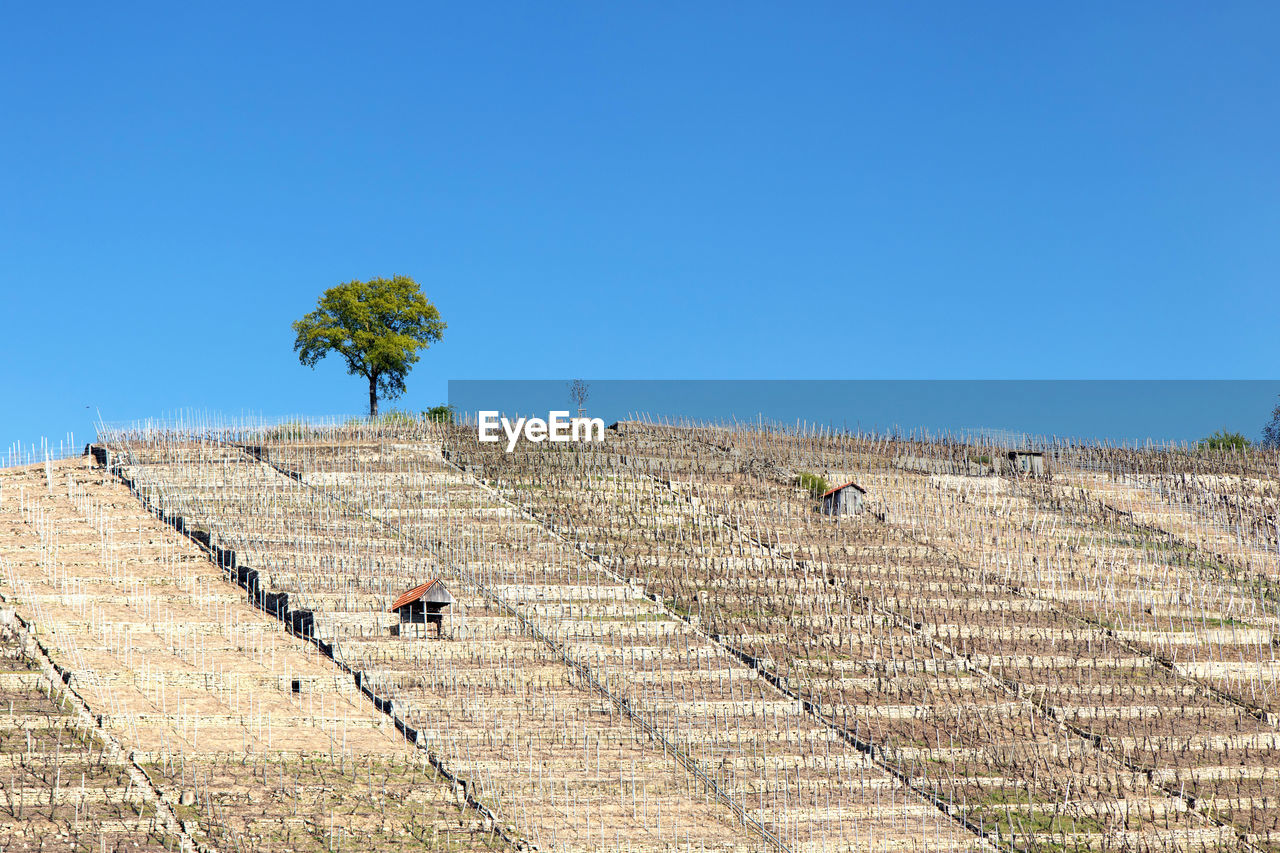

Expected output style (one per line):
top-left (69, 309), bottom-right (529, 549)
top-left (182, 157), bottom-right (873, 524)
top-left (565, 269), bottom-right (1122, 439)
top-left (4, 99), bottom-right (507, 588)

top-left (368, 374), bottom-right (378, 418)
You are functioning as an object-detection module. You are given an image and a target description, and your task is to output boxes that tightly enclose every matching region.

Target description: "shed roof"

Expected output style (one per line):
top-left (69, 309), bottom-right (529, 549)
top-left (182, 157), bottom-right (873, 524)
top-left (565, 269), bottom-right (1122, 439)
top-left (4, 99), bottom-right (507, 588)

top-left (389, 579), bottom-right (454, 612)
top-left (820, 480), bottom-right (866, 498)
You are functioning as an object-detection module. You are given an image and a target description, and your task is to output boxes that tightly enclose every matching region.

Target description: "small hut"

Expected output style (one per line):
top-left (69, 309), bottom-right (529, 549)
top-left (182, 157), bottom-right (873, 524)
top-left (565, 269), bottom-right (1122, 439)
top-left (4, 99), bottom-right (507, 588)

top-left (819, 481), bottom-right (865, 516)
top-left (1006, 450), bottom-right (1046, 476)
top-left (389, 579), bottom-right (454, 637)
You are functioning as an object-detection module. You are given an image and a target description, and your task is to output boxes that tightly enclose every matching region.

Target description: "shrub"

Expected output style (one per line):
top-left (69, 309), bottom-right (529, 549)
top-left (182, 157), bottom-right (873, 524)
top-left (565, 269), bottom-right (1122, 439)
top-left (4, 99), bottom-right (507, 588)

top-left (423, 405), bottom-right (455, 424)
top-left (1198, 430), bottom-right (1250, 452)
top-left (796, 470), bottom-right (830, 497)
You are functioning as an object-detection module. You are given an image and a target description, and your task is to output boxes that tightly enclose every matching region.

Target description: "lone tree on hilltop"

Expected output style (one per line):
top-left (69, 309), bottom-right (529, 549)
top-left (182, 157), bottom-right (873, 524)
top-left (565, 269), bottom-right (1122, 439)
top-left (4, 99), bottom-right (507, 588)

top-left (293, 276), bottom-right (445, 417)
top-left (1263, 396), bottom-right (1280, 448)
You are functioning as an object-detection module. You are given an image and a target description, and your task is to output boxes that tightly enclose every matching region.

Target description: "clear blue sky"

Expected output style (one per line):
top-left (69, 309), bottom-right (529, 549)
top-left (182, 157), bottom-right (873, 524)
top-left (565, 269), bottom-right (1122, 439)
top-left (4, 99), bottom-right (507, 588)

top-left (2, 3), bottom-right (1277, 449)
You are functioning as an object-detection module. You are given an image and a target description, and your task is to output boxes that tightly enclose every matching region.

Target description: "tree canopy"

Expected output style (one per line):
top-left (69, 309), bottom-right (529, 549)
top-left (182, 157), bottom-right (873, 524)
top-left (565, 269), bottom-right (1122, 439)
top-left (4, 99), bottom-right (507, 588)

top-left (293, 276), bottom-right (445, 417)
top-left (1263, 397), bottom-right (1280, 448)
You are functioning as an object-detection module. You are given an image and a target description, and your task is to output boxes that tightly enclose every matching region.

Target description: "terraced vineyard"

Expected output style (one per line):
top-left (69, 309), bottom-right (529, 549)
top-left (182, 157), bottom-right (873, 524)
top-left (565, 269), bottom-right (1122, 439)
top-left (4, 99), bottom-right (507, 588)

top-left (4, 417), bottom-right (1276, 852)
top-left (93, 428), bottom-right (977, 852)
top-left (0, 457), bottom-right (508, 852)
top-left (0, 617), bottom-right (179, 853)
top-left (442, 420), bottom-right (1280, 852)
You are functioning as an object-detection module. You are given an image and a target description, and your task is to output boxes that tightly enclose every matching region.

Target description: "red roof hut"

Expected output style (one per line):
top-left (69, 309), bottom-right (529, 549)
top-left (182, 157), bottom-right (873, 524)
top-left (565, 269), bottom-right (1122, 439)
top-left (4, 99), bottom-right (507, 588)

top-left (389, 579), bottom-right (454, 635)
top-left (819, 480), bottom-right (865, 516)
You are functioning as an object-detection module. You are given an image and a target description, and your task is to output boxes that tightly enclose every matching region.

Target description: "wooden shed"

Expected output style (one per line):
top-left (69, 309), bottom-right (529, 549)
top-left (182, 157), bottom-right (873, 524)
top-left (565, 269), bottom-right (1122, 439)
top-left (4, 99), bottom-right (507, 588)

top-left (819, 481), bottom-right (865, 516)
top-left (389, 580), bottom-right (454, 637)
top-left (1006, 450), bottom-right (1046, 476)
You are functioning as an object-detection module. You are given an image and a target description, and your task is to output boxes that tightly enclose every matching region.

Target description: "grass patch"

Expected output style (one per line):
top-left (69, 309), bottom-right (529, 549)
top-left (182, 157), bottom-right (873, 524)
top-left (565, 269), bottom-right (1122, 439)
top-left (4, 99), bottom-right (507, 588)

top-left (263, 421), bottom-right (316, 441)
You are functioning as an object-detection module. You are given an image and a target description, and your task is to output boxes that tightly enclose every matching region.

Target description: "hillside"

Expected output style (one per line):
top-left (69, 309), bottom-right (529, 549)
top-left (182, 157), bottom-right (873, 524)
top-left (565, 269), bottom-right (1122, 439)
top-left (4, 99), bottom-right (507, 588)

top-left (2, 418), bottom-right (1278, 852)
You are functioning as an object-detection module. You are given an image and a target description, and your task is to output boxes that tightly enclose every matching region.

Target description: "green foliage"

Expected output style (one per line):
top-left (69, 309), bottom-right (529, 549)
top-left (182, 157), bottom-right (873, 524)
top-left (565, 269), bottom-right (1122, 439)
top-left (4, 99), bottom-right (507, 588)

top-left (1198, 429), bottom-right (1251, 452)
top-left (1263, 396), bottom-right (1280, 448)
top-left (423, 404), bottom-right (455, 424)
top-left (796, 470), bottom-right (830, 497)
top-left (293, 275), bottom-right (446, 416)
